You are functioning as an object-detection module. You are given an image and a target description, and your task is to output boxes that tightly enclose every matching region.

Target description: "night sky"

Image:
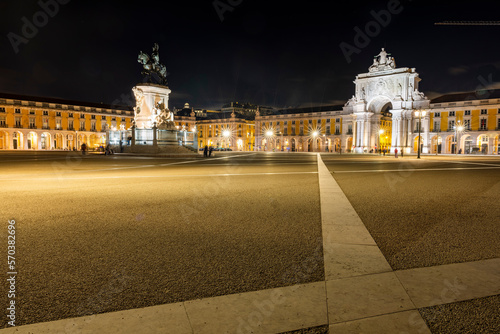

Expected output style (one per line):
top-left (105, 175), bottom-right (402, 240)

top-left (1, 0), bottom-right (500, 110)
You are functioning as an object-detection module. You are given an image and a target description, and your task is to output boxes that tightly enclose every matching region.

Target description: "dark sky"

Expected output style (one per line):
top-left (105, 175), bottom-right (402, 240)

top-left (1, 0), bottom-right (500, 110)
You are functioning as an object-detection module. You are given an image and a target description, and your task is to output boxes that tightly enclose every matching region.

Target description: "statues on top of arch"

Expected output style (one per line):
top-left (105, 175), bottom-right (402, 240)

top-left (369, 48), bottom-right (396, 72)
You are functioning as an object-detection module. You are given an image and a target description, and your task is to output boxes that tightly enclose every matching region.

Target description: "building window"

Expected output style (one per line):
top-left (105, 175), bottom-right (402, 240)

top-left (480, 109), bottom-right (488, 115)
top-left (122, 117), bottom-right (126, 122)
top-left (326, 119), bottom-right (330, 123)
top-left (29, 110), bottom-right (35, 115)
top-left (347, 124), bottom-right (352, 134)
top-left (464, 110), bottom-right (471, 116)
top-left (336, 118), bottom-right (340, 123)
top-left (15, 117), bottom-right (21, 127)
top-left (300, 120), bottom-right (303, 125)
top-left (56, 112), bottom-right (62, 117)
top-left (80, 121), bottom-right (85, 131)
top-left (91, 115), bottom-right (96, 119)
top-left (497, 118), bottom-right (500, 129)
top-left (448, 120), bottom-right (455, 130)
top-left (0, 117), bottom-right (5, 126)
top-left (68, 120), bottom-right (73, 130)
top-left (449, 111), bottom-right (455, 117)
top-left (326, 126), bottom-right (330, 135)
top-left (434, 112), bottom-right (440, 117)
top-left (464, 119), bottom-right (471, 130)
top-left (56, 119), bottom-right (61, 130)
top-left (335, 125), bottom-right (340, 135)
top-left (91, 122), bottom-right (96, 131)
top-left (101, 123), bottom-right (107, 131)
top-left (102, 115), bottom-right (106, 120)
top-left (480, 119), bottom-right (487, 130)
top-left (15, 108), bottom-right (21, 114)
top-left (433, 121), bottom-right (440, 132)
top-left (29, 118), bottom-right (36, 128)
top-left (284, 128), bottom-right (288, 135)
top-left (0, 107), bottom-right (5, 113)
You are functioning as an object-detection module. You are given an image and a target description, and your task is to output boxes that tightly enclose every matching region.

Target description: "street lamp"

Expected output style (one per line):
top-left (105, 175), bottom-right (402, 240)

top-left (414, 109), bottom-right (427, 159)
top-left (264, 129), bottom-right (274, 151)
top-left (222, 129), bottom-right (231, 149)
top-left (455, 121), bottom-right (464, 155)
top-left (378, 129), bottom-right (384, 154)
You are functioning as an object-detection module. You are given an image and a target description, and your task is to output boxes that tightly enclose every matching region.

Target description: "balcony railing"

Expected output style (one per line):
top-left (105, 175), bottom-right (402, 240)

top-left (14, 124), bottom-right (23, 128)
top-left (0, 123), bottom-right (7, 128)
top-left (29, 124), bottom-right (37, 129)
top-left (347, 130), bottom-right (353, 135)
top-left (42, 125), bottom-right (50, 130)
top-left (67, 127), bottom-right (74, 131)
top-left (334, 131), bottom-right (341, 135)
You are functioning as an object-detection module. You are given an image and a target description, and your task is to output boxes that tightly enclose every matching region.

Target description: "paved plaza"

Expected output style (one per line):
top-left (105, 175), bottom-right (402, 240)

top-left (0, 151), bottom-right (499, 333)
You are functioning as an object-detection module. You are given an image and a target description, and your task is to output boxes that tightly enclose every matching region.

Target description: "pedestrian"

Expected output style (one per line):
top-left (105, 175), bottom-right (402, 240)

top-left (401, 149), bottom-right (404, 157)
top-left (383, 148), bottom-right (386, 156)
top-left (203, 145), bottom-right (208, 157)
top-left (209, 146), bottom-right (213, 157)
top-left (81, 143), bottom-right (87, 155)
top-left (395, 148), bottom-right (398, 158)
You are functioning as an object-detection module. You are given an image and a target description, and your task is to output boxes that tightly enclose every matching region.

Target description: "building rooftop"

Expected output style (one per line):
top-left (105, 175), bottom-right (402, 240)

top-left (269, 104), bottom-right (345, 115)
top-left (430, 89), bottom-right (500, 103)
top-left (0, 92), bottom-right (133, 111)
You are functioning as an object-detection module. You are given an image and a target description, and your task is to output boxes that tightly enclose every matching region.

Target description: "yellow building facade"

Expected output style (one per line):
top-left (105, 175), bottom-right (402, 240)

top-left (196, 112), bottom-right (255, 151)
top-left (0, 94), bottom-right (134, 150)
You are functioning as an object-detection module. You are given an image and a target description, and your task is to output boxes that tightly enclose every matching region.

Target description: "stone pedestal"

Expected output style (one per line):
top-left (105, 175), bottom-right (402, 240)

top-left (133, 83), bottom-right (171, 129)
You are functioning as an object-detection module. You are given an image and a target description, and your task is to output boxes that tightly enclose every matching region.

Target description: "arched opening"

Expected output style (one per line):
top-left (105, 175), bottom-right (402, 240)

top-left (462, 135), bottom-right (472, 154)
top-left (27, 132), bottom-right (37, 150)
top-left (41, 132), bottom-right (51, 150)
top-left (334, 138), bottom-right (341, 152)
top-left (445, 135), bottom-right (454, 154)
top-left (13, 132), bottom-right (22, 150)
top-left (431, 135), bottom-right (442, 154)
top-left (368, 97), bottom-right (393, 115)
top-left (346, 137), bottom-right (353, 152)
top-left (477, 134), bottom-right (489, 154)
top-left (0, 131), bottom-right (8, 149)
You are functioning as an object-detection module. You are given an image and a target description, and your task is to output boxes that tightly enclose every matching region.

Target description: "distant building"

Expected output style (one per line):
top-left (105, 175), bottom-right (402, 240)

top-left (254, 49), bottom-right (500, 154)
top-left (221, 102), bottom-right (274, 117)
top-left (0, 93), bottom-right (133, 150)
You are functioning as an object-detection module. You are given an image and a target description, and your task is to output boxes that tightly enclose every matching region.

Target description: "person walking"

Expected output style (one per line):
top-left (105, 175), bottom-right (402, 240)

top-left (203, 145), bottom-right (208, 157)
top-left (209, 146), bottom-right (213, 157)
top-left (401, 149), bottom-right (404, 157)
top-left (395, 148), bottom-right (398, 158)
top-left (81, 143), bottom-right (87, 155)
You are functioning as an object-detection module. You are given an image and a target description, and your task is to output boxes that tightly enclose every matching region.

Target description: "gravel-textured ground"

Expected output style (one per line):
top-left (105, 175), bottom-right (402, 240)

top-left (0, 152), bottom-right (324, 327)
top-left (279, 324), bottom-right (329, 334)
top-left (419, 295), bottom-right (500, 333)
top-left (324, 156), bottom-right (500, 270)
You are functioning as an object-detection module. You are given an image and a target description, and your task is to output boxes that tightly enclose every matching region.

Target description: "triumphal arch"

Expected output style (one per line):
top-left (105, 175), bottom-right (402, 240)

top-left (343, 48), bottom-right (430, 153)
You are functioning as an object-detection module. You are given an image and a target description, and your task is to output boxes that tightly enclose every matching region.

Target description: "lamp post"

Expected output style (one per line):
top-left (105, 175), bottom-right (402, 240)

top-left (223, 129), bottom-right (231, 150)
top-left (378, 129), bottom-right (384, 154)
top-left (265, 130), bottom-right (274, 151)
top-left (312, 130), bottom-right (318, 152)
top-left (455, 121), bottom-right (464, 155)
top-left (414, 109), bottom-right (427, 159)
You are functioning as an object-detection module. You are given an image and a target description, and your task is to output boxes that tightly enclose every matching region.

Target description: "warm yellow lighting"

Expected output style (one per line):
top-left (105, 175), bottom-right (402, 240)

top-left (265, 130), bottom-right (273, 137)
top-left (223, 130), bottom-right (231, 137)
top-left (379, 129), bottom-right (384, 135)
top-left (312, 131), bottom-right (319, 137)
